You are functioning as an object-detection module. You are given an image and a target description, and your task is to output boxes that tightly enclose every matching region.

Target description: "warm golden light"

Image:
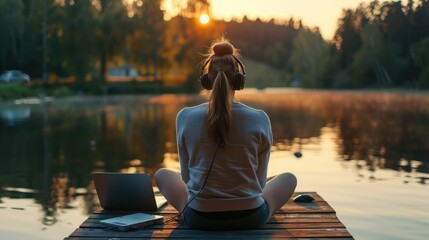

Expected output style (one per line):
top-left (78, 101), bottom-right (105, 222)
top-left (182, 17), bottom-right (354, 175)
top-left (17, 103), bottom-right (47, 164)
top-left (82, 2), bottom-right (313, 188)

top-left (199, 14), bottom-right (210, 24)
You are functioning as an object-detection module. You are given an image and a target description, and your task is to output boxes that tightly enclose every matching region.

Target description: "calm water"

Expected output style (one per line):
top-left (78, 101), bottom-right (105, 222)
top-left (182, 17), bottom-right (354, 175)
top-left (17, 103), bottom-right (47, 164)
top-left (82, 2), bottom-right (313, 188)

top-left (1, 89), bottom-right (429, 239)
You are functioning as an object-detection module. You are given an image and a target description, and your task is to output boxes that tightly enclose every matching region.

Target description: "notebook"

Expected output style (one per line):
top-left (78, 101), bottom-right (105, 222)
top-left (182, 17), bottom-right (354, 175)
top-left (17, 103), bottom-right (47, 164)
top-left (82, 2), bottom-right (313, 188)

top-left (92, 172), bottom-right (167, 211)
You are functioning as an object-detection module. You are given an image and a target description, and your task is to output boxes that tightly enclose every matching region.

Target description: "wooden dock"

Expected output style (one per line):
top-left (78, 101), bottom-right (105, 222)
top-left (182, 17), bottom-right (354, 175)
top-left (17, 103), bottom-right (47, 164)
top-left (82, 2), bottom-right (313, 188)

top-left (65, 192), bottom-right (353, 239)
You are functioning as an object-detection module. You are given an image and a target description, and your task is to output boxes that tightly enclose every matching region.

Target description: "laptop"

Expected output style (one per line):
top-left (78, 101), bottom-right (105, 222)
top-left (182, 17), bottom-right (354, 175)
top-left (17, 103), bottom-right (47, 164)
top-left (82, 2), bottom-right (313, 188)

top-left (92, 172), bottom-right (167, 211)
top-left (100, 213), bottom-right (164, 231)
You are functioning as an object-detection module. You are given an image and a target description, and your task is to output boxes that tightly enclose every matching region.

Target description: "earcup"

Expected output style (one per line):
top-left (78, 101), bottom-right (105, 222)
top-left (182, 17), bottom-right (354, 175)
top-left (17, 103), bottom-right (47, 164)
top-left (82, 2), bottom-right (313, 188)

top-left (199, 74), bottom-right (213, 90)
top-left (233, 73), bottom-right (246, 90)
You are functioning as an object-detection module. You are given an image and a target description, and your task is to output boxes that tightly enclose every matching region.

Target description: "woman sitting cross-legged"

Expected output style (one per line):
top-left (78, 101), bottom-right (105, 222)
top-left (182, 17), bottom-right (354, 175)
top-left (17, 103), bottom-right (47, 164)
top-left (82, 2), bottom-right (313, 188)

top-left (155, 38), bottom-right (297, 230)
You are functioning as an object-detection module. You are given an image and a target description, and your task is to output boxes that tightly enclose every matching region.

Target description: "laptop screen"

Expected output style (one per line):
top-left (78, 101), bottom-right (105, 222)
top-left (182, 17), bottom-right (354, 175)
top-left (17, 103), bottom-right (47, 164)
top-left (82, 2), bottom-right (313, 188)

top-left (92, 172), bottom-right (166, 211)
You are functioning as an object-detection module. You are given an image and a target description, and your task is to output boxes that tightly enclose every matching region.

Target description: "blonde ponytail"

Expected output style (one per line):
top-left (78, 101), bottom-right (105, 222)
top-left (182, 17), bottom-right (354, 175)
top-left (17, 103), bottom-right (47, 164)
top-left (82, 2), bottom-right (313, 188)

top-left (207, 70), bottom-right (233, 146)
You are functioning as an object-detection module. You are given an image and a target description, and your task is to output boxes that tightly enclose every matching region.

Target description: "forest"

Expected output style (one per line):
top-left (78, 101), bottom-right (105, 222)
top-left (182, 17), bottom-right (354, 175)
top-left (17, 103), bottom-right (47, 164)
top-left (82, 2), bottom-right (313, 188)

top-left (1, 0), bottom-right (429, 98)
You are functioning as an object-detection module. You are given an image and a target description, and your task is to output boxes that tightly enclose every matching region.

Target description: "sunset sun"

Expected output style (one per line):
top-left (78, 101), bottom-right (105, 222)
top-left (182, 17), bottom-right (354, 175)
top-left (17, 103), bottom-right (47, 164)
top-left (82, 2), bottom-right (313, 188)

top-left (199, 13), bottom-right (210, 24)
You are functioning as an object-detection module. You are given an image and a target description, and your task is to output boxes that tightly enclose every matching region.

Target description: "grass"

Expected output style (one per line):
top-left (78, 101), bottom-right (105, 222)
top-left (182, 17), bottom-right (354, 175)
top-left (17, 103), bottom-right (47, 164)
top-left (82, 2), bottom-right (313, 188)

top-left (0, 84), bottom-right (32, 100)
top-left (241, 58), bottom-right (290, 88)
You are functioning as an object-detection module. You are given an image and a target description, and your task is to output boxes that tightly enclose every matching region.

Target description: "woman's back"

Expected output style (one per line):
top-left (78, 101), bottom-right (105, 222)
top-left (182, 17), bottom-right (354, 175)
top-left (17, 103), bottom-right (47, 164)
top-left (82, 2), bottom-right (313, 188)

top-left (177, 102), bottom-right (272, 212)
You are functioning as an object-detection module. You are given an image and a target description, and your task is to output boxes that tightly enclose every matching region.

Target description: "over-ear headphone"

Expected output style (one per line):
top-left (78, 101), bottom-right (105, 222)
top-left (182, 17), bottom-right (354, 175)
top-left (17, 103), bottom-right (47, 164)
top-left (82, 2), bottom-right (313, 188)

top-left (198, 55), bottom-right (246, 90)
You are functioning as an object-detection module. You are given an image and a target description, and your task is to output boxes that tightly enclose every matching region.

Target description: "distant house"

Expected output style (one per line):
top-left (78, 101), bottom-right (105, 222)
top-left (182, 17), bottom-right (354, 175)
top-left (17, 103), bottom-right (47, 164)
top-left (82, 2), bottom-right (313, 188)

top-left (106, 64), bottom-right (155, 82)
top-left (107, 64), bottom-right (138, 77)
top-left (291, 77), bottom-right (301, 87)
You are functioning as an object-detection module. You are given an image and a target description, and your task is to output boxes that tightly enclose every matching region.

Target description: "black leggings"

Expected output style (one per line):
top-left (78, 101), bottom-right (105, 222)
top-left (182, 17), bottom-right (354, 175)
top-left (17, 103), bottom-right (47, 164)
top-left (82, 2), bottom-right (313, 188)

top-left (183, 201), bottom-right (270, 230)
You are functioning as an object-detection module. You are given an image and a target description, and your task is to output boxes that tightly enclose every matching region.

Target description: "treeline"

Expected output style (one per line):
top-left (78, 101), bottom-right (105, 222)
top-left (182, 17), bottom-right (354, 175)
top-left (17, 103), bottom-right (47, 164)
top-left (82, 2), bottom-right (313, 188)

top-left (226, 0), bottom-right (429, 89)
top-left (1, 0), bottom-right (429, 91)
top-left (333, 0), bottom-right (429, 88)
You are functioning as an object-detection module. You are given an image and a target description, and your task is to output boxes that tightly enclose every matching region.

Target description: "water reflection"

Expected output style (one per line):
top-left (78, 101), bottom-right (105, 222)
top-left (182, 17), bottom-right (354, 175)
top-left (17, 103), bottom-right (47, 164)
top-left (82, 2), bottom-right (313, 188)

top-left (237, 91), bottom-right (429, 177)
top-left (0, 106), bottom-right (31, 125)
top-left (0, 91), bottom-right (428, 226)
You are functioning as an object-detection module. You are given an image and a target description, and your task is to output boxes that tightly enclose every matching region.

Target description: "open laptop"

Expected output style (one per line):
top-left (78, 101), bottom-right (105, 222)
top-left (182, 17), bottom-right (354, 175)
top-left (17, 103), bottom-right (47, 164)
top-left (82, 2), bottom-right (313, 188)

top-left (92, 172), bottom-right (167, 211)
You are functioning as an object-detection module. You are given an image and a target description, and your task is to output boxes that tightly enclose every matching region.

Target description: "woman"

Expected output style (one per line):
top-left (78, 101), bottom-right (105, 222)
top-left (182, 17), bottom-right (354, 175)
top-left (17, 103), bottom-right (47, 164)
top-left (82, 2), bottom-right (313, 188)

top-left (155, 39), bottom-right (297, 230)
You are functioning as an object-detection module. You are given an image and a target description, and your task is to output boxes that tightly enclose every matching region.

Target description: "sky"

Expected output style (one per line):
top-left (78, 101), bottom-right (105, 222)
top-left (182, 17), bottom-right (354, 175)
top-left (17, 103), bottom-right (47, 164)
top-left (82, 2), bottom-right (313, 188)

top-left (163, 0), bottom-right (374, 40)
top-left (210, 0), bottom-right (375, 40)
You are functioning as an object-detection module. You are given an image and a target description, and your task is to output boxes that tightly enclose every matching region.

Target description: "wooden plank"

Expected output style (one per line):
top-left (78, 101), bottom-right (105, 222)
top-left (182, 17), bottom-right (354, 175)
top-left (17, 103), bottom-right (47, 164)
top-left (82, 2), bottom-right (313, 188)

top-left (93, 201), bottom-right (335, 215)
top-left (279, 201), bottom-right (336, 213)
top-left (273, 213), bottom-right (338, 219)
top-left (87, 212), bottom-right (339, 221)
top-left (81, 215), bottom-right (341, 226)
top-left (69, 227), bottom-right (352, 238)
top-left (80, 218), bottom-right (345, 230)
top-left (268, 214), bottom-right (340, 223)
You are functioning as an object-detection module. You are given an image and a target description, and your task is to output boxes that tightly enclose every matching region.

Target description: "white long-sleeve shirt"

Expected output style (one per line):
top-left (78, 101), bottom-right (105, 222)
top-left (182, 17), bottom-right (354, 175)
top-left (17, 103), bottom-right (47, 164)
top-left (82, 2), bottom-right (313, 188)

top-left (176, 102), bottom-right (273, 212)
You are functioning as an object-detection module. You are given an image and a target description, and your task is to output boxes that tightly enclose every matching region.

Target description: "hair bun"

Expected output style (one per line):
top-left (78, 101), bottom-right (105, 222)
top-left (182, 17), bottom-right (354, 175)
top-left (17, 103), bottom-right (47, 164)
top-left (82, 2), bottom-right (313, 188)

top-left (213, 42), bottom-right (234, 56)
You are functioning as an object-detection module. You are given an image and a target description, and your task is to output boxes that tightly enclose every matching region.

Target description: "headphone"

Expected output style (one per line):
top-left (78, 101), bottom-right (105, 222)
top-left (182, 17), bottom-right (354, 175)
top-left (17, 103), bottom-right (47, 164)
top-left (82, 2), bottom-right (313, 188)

top-left (198, 55), bottom-right (246, 90)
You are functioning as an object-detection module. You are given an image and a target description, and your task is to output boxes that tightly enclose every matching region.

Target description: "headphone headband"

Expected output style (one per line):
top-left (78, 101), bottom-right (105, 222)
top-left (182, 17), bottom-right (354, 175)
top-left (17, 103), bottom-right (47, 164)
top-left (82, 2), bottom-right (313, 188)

top-left (200, 55), bottom-right (246, 76)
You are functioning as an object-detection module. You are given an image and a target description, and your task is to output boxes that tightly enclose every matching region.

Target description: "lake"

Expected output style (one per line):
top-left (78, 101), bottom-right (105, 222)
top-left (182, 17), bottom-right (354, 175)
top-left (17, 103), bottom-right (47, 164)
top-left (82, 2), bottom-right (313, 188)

top-left (1, 89), bottom-right (428, 239)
